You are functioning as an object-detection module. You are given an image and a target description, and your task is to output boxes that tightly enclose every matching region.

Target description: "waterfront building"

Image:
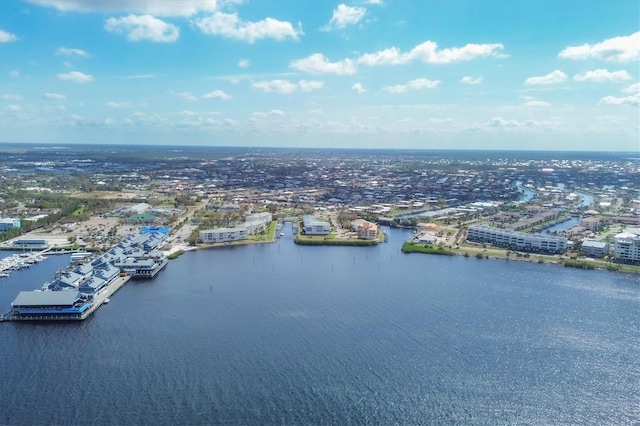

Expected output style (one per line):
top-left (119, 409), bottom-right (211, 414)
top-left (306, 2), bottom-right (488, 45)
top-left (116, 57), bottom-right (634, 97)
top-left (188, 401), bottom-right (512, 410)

top-left (613, 228), bottom-right (640, 263)
top-left (581, 240), bottom-right (609, 258)
top-left (199, 212), bottom-right (272, 243)
top-left (200, 227), bottom-right (248, 243)
top-left (467, 224), bottom-right (568, 253)
top-left (351, 219), bottom-right (379, 240)
top-left (11, 291), bottom-right (91, 319)
top-left (302, 215), bottom-right (330, 235)
top-left (0, 218), bottom-right (21, 232)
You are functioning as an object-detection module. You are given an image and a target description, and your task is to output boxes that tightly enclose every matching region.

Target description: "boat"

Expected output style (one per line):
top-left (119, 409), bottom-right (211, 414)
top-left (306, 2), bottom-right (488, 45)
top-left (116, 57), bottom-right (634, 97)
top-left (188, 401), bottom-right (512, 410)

top-left (103, 298), bottom-right (110, 304)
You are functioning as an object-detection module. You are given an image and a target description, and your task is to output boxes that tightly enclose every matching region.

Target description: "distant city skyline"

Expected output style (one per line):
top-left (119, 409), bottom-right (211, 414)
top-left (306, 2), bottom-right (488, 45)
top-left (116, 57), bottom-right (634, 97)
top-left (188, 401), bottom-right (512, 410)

top-left (0, 0), bottom-right (638, 151)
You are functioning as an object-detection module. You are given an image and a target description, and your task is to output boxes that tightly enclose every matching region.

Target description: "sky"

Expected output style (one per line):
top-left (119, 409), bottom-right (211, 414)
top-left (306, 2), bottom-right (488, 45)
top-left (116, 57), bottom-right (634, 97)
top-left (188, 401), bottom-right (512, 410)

top-left (0, 0), bottom-right (638, 151)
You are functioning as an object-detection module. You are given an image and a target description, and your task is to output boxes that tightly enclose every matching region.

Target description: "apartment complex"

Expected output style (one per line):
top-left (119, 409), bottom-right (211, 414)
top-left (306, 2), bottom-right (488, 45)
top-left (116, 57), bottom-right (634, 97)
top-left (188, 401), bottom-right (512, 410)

top-left (581, 240), bottom-right (609, 258)
top-left (351, 219), bottom-right (379, 240)
top-left (302, 215), bottom-right (331, 235)
top-left (199, 212), bottom-right (272, 244)
top-left (613, 228), bottom-right (640, 263)
top-left (467, 224), bottom-right (568, 253)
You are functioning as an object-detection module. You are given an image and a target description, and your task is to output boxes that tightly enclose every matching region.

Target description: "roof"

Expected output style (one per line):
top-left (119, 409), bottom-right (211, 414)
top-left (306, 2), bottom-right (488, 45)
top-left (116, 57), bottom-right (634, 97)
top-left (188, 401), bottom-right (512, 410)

top-left (12, 290), bottom-right (81, 307)
top-left (582, 240), bottom-right (607, 248)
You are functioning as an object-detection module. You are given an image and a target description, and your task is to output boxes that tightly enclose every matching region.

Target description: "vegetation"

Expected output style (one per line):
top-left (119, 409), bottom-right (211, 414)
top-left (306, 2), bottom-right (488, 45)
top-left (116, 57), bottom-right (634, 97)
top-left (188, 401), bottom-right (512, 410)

top-left (401, 242), bottom-right (454, 255)
top-left (563, 259), bottom-right (596, 270)
top-left (168, 249), bottom-right (185, 260)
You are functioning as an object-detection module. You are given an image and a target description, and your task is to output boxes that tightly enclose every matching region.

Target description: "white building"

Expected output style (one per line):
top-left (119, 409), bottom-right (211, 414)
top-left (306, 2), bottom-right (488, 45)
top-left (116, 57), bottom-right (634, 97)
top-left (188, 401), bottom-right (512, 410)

top-left (467, 224), bottom-right (568, 253)
top-left (302, 215), bottom-right (330, 235)
top-left (581, 240), bottom-right (609, 258)
top-left (613, 228), bottom-right (640, 263)
top-left (200, 227), bottom-right (248, 243)
top-left (199, 212), bottom-right (272, 243)
top-left (0, 218), bottom-right (21, 232)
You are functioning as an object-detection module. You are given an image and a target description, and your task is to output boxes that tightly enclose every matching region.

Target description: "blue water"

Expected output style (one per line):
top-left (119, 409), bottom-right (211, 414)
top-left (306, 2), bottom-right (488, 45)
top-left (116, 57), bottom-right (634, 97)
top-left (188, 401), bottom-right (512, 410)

top-left (543, 216), bottom-right (581, 234)
top-left (0, 227), bottom-right (638, 425)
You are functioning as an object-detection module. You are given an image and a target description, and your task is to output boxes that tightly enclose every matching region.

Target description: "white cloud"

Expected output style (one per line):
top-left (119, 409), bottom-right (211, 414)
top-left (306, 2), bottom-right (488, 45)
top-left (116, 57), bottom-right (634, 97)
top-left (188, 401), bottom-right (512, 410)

top-left (290, 53), bottom-right (356, 75)
top-left (252, 79), bottom-right (297, 94)
top-left (238, 59), bottom-right (250, 68)
top-left (408, 78), bottom-right (440, 89)
top-left (486, 117), bottom-right (520, 127)
top-left (203, 90), bottom-right (231, 100)
top-left (105, 15), bottom-right (179, 42)
top-left (43, 93), bottom-right (66, 100)
top-left (194, 12), bottom-right (301, 43)
top-left (322, 4), bottom-right (366, 31)
top-left (57, 71), bottom-right (93, 83)
top-left (352, 83), bottom-right (366, 94)
top-left (460, 76), bottom-right (483, 85)
top-left (622, 82), bottom-right (639, 94)
top-left (9, 70), bottom-right (20, 78)
top-left (558, 32), bottom-right (639, 63)
top-left (0, 29), bottom-right (18, 42)
top-left (524, 70), bottom-right (567, 85)
top-left (269, 109), bottom-right (285, 116)
top-left (251, 79), bottom-right (323, 94)
top-left (56, 47), bottom-right (89, 57)
top-left (1, 94), bottom-right (23, 100)
top-left (298, 80), bottom-right (324, 92)
top-left (172, 91), bottom-right (198, 101)
top-left (599, 95), bottom-right (639, 106)
top-left (286, 41), bottom-right (504, 77)
top-left (8, 105), bottom-right (22, 112)
top-left (25, 0), bottom-right (226, 17)
top-left (358, 40), bottom-right (506, 66)
top-left (383, 78), bottom-right (440, 93)
top-left (365, 0), bottom-right (383, 4)
top-left (573, 69), bottom-right (632, 83)
top-left (523, 100), bottom-right (551, 108)
top-left (105, 101), bottom-right (130, 108)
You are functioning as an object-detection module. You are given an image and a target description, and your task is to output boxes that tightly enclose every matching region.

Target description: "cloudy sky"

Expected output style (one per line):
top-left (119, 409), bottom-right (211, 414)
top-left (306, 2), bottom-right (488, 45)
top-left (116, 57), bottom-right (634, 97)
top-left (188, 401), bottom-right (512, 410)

top-left (0, 0), bottom-right (638, 151)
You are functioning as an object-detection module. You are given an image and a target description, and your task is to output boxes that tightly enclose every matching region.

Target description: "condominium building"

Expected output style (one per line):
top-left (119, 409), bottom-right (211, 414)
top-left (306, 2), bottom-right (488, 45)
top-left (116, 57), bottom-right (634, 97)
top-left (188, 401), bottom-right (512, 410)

top-left (613, 228), bottom-right (640, 263)
top-left (302, 215), bottom-right (330, 235)
top-left (580, 217), bottom-right (601, 232)
top-left (581, 240), bottom-right (609, 258)
top-left (199, 227), bottom-right (248, 243)
top-left (467, 224), bottom-right (568, 253)
top-left (199, 212), bottom-right (273, 243)
top-left (352, 219), bottom-right (378, 240)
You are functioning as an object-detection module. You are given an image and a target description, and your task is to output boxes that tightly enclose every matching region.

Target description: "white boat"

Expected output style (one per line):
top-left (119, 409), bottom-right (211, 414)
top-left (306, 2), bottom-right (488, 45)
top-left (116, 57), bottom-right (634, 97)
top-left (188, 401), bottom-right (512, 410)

top-left (103, 298), bottom-right (110, 304)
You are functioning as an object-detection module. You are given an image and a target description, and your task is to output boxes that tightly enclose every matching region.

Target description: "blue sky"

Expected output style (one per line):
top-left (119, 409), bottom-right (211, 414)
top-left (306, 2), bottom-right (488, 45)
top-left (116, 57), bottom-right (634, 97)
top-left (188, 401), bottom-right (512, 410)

top-left (0, 0), bottom-right (638, 151)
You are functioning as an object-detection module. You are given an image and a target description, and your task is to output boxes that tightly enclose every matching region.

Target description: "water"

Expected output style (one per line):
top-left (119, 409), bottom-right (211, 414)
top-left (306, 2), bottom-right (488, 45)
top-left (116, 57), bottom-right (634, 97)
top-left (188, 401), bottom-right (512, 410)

top-left (1, 227), bottom-right (638, 425)
top-left (543, 216), bottom-right (581, 234)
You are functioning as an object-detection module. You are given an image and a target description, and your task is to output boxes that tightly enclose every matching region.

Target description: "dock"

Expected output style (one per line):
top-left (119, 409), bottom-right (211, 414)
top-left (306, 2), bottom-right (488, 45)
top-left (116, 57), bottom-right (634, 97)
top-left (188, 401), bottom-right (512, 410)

top-left (0, 274), bottom-right (131, 322)
top-left (0, 248), bottom-right (53, 276)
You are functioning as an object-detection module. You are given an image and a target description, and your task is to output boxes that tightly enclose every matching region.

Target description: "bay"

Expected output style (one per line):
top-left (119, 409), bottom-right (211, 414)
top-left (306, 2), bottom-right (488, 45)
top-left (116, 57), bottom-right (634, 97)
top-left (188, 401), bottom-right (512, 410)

top-left (0, 226), bottom-right (638, 425)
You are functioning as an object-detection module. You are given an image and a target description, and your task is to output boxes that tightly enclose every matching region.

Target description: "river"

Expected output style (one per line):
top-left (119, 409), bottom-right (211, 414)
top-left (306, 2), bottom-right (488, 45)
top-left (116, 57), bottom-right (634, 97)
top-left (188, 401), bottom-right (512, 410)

top-left (0, 227), bottom-right (638, 425)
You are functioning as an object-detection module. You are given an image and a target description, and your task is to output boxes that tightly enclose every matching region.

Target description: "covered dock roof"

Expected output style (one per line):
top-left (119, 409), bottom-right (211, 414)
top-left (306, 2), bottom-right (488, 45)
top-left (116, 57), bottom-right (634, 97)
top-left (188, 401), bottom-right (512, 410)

top-left (12, 291), bottom-right (81, 307)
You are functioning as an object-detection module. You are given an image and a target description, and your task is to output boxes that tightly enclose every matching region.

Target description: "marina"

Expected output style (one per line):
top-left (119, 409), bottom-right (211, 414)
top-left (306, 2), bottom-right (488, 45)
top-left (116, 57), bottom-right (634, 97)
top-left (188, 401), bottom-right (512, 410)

top-left (0, 230), bottom-right (168, 322)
